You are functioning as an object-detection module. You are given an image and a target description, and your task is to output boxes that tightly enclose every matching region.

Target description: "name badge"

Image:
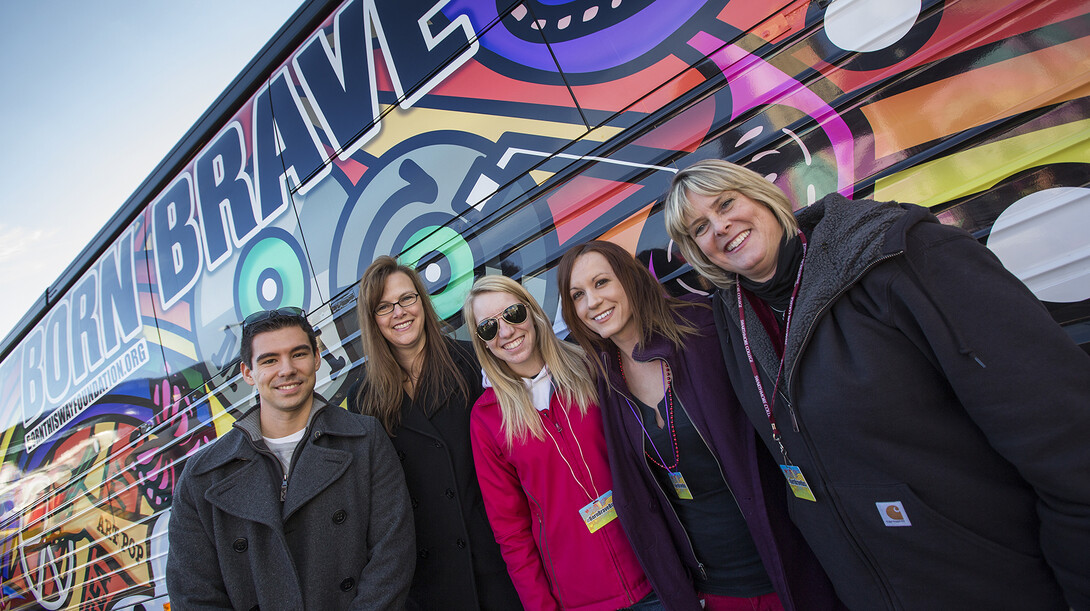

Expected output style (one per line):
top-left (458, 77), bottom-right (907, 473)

top-left (780, 465), bottom-right (817, 502)
top-left (669, 471), bottom-right (694, 500)
top-left (579, 490), bottom-right (618, 533)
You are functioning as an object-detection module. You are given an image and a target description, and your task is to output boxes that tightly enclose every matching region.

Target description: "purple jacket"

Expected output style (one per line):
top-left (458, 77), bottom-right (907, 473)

top-left (595, 299), bottom-right (842, 611)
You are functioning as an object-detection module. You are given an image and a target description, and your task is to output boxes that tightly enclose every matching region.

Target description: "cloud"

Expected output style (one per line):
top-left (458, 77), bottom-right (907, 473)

top-left (0, 224), bottom-right (49, 264)
top-left (0, 225), bottom-right (62, 339)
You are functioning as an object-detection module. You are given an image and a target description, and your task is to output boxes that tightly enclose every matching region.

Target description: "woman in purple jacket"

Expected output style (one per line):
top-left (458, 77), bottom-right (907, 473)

top-left (558, 241), bottom-right (840, 611)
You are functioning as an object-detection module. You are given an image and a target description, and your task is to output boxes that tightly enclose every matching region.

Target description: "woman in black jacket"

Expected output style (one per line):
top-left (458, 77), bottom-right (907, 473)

top-left (349, 256), bottom-right (521, 610)
top-left (663, 159), bottom-right (1090, 610)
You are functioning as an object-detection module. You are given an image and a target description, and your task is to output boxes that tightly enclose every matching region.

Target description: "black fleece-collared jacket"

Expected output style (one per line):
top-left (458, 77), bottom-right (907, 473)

top-left (712, 194), bottom-right (1090, 610)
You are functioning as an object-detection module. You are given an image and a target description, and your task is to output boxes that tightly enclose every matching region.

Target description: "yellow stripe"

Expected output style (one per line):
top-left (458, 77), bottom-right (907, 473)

top-left (874, 119), bottom-right (1090, 207)
top-left (0, 426), bottom-right (15, 461)
top-left (154, 328), bottom-right (199, 361)
top-left (363, 105), bottom-right (616, 158)
top-left (208, 391), bottom-right (237, 439)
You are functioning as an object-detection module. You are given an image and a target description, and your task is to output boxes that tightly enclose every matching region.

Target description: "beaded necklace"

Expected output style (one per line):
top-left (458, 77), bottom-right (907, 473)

top-left (618, 352), bottom-right (680, 471)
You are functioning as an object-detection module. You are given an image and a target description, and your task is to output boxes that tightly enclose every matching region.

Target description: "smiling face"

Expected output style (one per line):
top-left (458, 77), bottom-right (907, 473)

top-left (567, 251), bottom-right (639, 351)
top-left (685, 190), bottom-right (785, 283)
top-left (375, 271), bottom-right (425, 358)
top-left (241, 325), bottom-right (321, 422)
top-left (472, 290), bottom-right (544, 378)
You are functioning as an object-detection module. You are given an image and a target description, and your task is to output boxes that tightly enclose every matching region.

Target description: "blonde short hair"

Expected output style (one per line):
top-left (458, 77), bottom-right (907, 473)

top-left (664, 159), bottom-right (798, 289)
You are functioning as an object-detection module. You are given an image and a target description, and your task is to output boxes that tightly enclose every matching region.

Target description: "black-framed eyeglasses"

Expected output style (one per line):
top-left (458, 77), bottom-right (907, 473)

top-left (476, 303), bottom-right (528, 342)
top-left (374, 293), bottom-right (419, 316)
top-left (242, 306), bottom-right (307, 331)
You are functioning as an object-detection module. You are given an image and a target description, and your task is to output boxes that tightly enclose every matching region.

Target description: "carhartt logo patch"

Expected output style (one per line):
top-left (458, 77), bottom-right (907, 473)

top-left (876, 501), bottom-right (911, 527)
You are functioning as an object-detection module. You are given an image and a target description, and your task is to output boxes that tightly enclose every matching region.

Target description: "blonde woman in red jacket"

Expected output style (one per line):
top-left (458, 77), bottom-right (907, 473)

top-left (464, 274), bottom-right (657, 611)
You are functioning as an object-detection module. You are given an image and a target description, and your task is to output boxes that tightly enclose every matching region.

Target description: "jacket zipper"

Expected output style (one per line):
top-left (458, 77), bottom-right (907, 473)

top-left (750, 353), bottom-right (800, 433)
top-left (525, 489), bottom-right (562, 609)
top-left (785, 251), bottom-right (902, 397)
top-left (777, 250), bottom-right (904, 607)
top-left (607, 375), bottom-right (707, 582)
top-left (245, 426), bottom-right (310, 503)
top-left (539, 406), bottom-right (636, 605)
top-left (541, 409), bottom-right (562, 433)
top-left (671, 385), bottom-right (751, 578)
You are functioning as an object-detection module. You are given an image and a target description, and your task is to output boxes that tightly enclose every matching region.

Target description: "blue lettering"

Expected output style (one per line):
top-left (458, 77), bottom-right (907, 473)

top-left (252, 69), bottom-right (330, 221)
top-left (152, 174), bottom-right (203, 310)
top-left (371, 0), bottom-right (478, 108)
top-left (70, 270), bottom-right (103, 384)
top-left (20, 328), bottom-right (45, 422)
top-left (44, 302), bottom-right (71, 404)
top-left (99, 229), bottom-right (141, 353)
top-left (194, 122), bottom-right (259, 271)
top-left (292, 0), bottom-right (379, 160)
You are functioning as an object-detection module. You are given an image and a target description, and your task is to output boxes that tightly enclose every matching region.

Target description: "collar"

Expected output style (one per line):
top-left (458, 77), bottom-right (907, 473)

top-left (523, 366), bottom-right (553, 412)
top-left (234, 394), bottom-right (331, 444)
top-left (738, 233), bottom-right (803, 313)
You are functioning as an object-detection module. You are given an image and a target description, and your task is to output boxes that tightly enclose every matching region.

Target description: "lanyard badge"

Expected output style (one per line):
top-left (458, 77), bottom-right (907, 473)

top-left (621, 360), bottom-right (693, 500)
top-left (579, 490), bottom-right (618, 533)
top-left (738, 231), bottom-right (817, 502)
top-left (542, 406), bottom-right (619, 531)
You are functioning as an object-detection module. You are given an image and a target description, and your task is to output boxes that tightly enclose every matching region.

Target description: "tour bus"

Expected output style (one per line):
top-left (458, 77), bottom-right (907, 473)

top-left (1, 0), bottom-right (1087, 608)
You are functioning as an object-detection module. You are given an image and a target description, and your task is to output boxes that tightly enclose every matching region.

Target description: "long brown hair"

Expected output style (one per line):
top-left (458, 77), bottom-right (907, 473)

top-left (557, 241), bottom-right (699, 372)
top-left (354, 256), bottom-right (470, 433)
top-left (463, 275), bottom-right (597, 449)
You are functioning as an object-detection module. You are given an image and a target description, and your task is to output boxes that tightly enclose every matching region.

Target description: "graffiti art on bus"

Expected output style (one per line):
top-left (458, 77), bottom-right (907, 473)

top-left (3, 0), bottom-right (1088, 608)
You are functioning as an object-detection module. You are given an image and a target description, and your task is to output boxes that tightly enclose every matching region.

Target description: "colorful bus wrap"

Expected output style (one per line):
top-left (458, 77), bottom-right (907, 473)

top-left (1, 0), bottom-right (1088, 609)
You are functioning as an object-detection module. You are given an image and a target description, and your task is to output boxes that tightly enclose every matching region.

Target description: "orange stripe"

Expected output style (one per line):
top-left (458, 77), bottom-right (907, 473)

top-left (862, 35), bottom-right (1090, 158)
top-left (599, 201), bottom-right (655, 255)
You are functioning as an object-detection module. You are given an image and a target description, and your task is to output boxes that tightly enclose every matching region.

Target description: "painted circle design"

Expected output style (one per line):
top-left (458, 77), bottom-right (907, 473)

top-left (234, 230), bottom-right (310, 318)
top-left (806, 0), bottom-right (941, 72)
top-left (399, 225), bottom-right (475, 319)
top-left (444, 0), bottom-right (711, 77)
top-left (824, 0), bottom-right (921, 53)
top-left (424, 262), bottom-right (442, 283)
top-left (987, 187), bottom-right (1090, 303)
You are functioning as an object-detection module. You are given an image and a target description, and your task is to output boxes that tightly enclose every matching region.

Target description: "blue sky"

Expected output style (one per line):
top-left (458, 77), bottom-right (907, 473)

top-left (0, 0), bottom-right (306, 340)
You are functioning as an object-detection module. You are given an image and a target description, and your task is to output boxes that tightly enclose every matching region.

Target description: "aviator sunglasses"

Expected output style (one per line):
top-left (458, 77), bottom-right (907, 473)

top-left (242, 306), bottom-right (307, 331)
top-left (476, 303), bottom-right (529, 342)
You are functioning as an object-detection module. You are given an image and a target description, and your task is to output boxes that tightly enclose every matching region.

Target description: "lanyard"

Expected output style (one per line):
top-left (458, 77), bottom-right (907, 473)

top-left (620, 360), bottom-right (679, 471)
top-left (541, 399), bottom-right (601, 503)
top-left (737, 231), bottom-right (807, 464)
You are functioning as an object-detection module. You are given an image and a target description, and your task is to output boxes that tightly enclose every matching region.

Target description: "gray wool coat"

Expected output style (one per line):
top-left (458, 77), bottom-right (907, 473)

top-left (166, 396), bottom-right (415, 610)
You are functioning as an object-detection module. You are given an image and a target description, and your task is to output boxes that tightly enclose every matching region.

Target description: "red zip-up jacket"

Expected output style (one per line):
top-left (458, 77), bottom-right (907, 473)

top-left (470, 388), bottom-right (651, 610)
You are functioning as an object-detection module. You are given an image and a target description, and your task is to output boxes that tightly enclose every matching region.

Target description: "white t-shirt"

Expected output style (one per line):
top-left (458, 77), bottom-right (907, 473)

top-left (523, 366), bottom-right (553, 412)
top-left (263, 427), bottom-right (306, 474)
top-left (481, 364), bottom-right (553, 411)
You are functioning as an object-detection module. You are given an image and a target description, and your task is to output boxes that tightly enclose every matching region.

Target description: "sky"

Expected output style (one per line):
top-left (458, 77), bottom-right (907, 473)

top-left (0, 0), bottom-right (307, 343)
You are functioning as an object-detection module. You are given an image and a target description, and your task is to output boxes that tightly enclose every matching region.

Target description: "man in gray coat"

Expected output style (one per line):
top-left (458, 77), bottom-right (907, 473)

top-left (166, 307), bottom-right (414, 610)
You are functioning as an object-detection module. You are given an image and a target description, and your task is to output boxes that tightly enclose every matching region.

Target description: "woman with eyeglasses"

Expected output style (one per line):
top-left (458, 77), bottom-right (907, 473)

top-left (349, 256), bottom-right (521, 611)
top-left (464, 275), bottom-right (657, 611)
top-left (558, 241), bottom-right (841, 611)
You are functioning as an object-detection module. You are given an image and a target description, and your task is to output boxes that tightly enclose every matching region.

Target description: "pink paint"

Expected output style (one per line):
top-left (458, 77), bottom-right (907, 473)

top-left (688, 32), bottom-right (855, 197)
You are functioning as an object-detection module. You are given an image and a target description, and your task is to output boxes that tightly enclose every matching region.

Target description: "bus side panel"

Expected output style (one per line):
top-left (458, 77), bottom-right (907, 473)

top-left (2, 0), bottom-right (1088, 609)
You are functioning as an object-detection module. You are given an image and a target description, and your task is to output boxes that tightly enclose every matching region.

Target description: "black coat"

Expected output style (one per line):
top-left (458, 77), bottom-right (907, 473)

top-left (349, 338), bottom-right (521, 611)
top-left (713, 195), bottom-right (1090, 609)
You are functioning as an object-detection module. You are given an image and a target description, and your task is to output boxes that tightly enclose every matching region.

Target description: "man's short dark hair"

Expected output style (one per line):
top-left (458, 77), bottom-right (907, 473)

top-left (240, 308), bottom-right (319, 366)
